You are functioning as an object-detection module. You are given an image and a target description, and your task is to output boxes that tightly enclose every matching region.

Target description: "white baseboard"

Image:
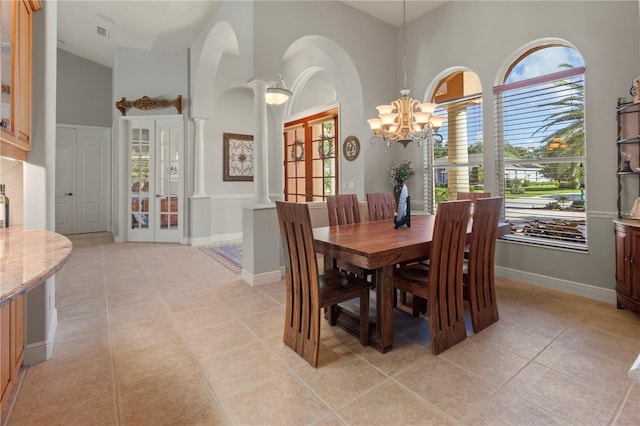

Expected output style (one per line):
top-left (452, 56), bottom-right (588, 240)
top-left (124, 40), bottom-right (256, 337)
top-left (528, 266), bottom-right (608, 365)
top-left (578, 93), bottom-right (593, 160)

top-left (24, 341), bottom-right (50, 366)
top-left (190, 233), bottom-right (242, 247)
top-left (495, 266), bottom-right (616, 304)
top-left (241, 268), bottom-right (283, 286)
top-left (23, 307), bottom-right (57, 365)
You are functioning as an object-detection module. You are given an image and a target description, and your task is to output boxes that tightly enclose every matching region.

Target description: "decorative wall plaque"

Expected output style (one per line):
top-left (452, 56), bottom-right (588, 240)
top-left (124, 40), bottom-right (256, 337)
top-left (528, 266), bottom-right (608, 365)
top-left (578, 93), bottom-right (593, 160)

top-left (115, 95), bottom-right (182, 116)
top-left (223, 133), bottom-right (254, 181)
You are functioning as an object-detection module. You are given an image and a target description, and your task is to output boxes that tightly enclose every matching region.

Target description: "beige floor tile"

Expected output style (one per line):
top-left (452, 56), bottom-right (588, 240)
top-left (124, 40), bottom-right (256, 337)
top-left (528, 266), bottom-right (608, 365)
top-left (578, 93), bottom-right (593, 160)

top-left (108, 302), bottom-right (172, 330)
top-left (57, 296), bottom-right (107, 321)
top-left (209, 279), bottom-right (261, 301)
top-left (505, 362), bottom-right (621, 425)
top-left (114, 337), bottom-right (197, 387)
top-left (393, 355), bottom-right (496, 420)
top-left (118, 366), bottom-right (215, 426)
top-left (110, 316), bottom-right (182, 355)
top-left (162, 401), bottom-right (232, 426)
top-left (293, 346), bottom-right (387, 409)
top-left (337, 380), bottom-right (453, 425)
top-left (614, 383), bottom-right (640, 426)
top-left (223, 372), bottom-right (332, 425)
top-left (8, 394), bottom-right (117, 426)
top-left (498, 303), bottom-right (575, 339)
top-left (261, 332), bottom-right (308, 369)
top-left (54, 312), bottom-right (109, 343)
top-left (183, 319), bottom-right (258, 360)
top-left (241, 306), bottom-right (285, 337)
top-left (311, 412), bottom-right (346, 426)
top-left (558, 323), bottom-right (640, 364)
top-left (224, 291), bottom-right (281, 319)
top-left (11, 358), bottom-right (114, 421)
top-left (472, 319), bottom-right (552, 359)
top-left (535, 340), bottom-right (632, 395)
top-left (27, 333), bottom-right (111, 377)
top-left (154, 278), bottom-right (210, 299)
top-left (341, 335), bottom-right (429, 376)
top-left (170, 303), bottom-right (234, 332)
top-left (162, 291), bottom-right (220, 313)
top-left (462, 389), bottom-right (571, 425)
top-left (200, 341), bottom-right (287, 399)
top-left (439, 336), bottom-right (529, 387)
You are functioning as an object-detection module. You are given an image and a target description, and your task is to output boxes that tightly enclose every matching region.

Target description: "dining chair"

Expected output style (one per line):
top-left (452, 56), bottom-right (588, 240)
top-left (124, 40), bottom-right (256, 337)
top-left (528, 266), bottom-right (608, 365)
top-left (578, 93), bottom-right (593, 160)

top-left (463, 196), bottom-right (503, 333)
top-left (366, 192), bottom-right (396, 221)
top-left (276, 201), bottom-right (370, 367)
top-left (326, 194), bottom-right (374, 281)
top-left (327, 194), bottom-right (361, 226)
top-left (456, 191), bottom-right (491, 211)
top-left (392, 200), bottom-right (471, 355)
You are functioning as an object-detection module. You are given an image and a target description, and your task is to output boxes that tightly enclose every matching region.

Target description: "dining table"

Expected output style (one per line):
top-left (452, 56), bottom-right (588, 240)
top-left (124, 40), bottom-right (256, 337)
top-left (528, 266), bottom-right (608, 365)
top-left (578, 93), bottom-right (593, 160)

top-left (313, 214), bottom-right (510, 353)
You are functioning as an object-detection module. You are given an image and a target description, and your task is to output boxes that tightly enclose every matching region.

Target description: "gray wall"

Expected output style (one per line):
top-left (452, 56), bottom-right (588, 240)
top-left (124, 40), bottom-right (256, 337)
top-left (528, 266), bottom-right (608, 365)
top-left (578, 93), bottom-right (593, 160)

top-left (56, 49), bottom-right (111, 127)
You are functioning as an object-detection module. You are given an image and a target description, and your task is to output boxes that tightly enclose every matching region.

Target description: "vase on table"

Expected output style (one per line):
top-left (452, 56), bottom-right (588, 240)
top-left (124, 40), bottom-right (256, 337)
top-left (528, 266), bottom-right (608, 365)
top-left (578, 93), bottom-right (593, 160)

top-left (393, 180), bottom-right (404, 208)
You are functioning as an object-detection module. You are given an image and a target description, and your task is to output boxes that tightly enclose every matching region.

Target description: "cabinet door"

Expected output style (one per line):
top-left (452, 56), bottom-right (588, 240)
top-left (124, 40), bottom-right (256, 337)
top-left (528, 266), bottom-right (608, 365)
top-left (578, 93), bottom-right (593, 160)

top-left (629, 227), bottom-right (640, 301)
top-left (15, 0), bottom-right (32, 146)
top-left (1, 0), bottom-right (16, 141)
top-left (10, 297), bottom-right (24, 376)
top-left (615, 225), bottom-right (629, 292)
top-left (0, 304), bottom-right (10, 402)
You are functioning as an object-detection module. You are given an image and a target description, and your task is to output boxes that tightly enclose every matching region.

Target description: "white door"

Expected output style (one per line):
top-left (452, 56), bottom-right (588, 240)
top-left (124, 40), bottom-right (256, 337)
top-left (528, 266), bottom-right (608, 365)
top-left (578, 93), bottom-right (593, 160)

top-left (125, 116), bottom-right (183, 243)
top-left (55, 125), bottom-right (110, 234)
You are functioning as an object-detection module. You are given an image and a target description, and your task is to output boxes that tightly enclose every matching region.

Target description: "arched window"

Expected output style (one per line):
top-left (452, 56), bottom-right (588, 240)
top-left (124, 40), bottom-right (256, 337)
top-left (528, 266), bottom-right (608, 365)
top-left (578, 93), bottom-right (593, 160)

top-left (494, 44), bottom-right (586, 249)
top-left (425, 70), bottom-right (483, 211)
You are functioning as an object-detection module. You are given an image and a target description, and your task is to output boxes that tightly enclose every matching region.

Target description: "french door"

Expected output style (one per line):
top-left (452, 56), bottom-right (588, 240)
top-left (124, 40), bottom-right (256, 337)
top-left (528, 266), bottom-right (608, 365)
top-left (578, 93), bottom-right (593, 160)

top-left (123, 115), bottom-right (184, 243)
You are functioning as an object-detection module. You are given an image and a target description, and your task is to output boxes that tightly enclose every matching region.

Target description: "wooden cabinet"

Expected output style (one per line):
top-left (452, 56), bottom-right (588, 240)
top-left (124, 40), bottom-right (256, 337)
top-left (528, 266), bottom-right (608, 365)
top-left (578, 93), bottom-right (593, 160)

top-left (614, 221), bottom-right (640, 313)
top-left (0, 296), bottom-right (25, 410)
top-left (0, 0), bottom-right (41, 161)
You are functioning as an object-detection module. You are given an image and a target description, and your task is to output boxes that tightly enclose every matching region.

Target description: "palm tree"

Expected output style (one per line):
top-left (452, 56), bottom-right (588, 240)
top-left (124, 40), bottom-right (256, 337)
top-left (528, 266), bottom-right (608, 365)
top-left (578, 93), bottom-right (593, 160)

top-left (532, 64), bottom-right (584, 183)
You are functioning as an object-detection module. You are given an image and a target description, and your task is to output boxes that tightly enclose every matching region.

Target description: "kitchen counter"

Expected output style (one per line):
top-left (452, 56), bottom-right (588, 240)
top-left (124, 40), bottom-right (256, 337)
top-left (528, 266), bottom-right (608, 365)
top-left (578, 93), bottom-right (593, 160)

top-left (0, 228), bottom-right (72, 308)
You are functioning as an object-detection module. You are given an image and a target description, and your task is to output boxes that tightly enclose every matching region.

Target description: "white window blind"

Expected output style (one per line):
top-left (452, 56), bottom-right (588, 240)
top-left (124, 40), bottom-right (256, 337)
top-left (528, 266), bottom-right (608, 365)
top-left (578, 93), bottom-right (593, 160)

top-left (494, 66), bottom-right (587, 249)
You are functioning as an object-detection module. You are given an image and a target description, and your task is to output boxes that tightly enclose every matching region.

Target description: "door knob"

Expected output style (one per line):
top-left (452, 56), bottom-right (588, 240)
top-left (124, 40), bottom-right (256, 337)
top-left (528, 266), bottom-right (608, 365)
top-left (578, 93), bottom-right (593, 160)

top-left (65, 193), bottom-right (73, 196)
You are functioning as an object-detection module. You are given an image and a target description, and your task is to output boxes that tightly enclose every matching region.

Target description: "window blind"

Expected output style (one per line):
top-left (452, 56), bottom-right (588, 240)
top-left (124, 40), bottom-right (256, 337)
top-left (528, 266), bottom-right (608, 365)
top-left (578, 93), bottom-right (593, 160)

top-left (494, 66), bottom-right (587, 249)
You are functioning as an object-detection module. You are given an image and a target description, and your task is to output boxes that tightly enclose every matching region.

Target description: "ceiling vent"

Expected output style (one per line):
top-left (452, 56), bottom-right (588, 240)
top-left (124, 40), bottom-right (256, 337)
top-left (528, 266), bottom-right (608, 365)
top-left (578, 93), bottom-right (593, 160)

top-left (96, 26), bottom-right (109, 39)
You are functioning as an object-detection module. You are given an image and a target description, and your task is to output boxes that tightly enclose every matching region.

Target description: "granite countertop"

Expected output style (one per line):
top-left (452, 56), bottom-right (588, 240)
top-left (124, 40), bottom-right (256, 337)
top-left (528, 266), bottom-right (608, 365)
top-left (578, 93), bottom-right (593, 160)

top-left (0, 228), bottom-right (72, 308)
top-left (614, 218), bottom-right (640, 228)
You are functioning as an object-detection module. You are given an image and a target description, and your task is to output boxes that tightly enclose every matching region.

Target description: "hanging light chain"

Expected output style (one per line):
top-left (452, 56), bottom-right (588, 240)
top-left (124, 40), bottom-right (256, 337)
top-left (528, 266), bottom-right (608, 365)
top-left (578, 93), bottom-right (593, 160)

top-left (402, 0), bottom-right (407, 90)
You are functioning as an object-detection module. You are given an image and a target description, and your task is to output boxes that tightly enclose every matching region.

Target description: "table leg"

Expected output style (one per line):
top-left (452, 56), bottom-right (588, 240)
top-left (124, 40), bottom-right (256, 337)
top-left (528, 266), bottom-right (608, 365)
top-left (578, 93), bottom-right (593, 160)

top-left (377, 265), bottom-right (394, 352)
top-left (324, 255), bottom-right (337, 324)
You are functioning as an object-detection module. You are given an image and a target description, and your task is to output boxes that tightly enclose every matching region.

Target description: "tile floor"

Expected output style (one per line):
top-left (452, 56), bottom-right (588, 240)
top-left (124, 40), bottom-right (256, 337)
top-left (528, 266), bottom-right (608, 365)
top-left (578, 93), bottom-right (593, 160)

top-left (4, 232), bottom-right (640, 425)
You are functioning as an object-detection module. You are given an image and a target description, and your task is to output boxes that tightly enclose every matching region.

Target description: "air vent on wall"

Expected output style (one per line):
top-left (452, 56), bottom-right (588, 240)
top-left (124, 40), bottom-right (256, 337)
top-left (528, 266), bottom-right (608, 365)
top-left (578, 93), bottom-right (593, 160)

top-left (96, 25), bottom-right (109, 38)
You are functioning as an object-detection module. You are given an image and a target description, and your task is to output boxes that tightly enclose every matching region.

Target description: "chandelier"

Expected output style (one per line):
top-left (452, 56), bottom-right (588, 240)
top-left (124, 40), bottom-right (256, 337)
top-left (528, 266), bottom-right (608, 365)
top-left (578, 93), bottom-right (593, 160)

top-left (367, 0), bottom-right (443, 148)
top-left (265, 74), bottom-right (292, 105)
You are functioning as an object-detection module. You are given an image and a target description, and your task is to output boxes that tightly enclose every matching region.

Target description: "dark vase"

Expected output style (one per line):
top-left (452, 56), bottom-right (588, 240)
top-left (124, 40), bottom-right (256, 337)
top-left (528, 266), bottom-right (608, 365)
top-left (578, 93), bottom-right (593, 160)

top-left (393, 180), bottom-right (404, 207)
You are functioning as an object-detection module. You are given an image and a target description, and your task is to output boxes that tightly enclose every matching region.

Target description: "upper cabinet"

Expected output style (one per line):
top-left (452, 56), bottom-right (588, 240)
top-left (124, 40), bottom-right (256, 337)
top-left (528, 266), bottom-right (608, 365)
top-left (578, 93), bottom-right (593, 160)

top-left (0, 0), bottom-right (41, 161)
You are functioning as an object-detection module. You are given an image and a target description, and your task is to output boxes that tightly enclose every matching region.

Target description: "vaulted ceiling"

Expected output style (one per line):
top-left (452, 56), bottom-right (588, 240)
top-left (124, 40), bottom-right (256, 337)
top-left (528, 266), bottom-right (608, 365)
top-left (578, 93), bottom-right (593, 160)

top-left (56, 1), bottom-right (447, 68)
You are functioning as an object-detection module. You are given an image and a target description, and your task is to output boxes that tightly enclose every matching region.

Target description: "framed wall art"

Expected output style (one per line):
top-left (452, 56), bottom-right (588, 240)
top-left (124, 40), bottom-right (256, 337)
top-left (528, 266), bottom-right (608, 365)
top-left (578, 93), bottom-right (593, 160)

top-left (223, 133), bottom-right (254, 181)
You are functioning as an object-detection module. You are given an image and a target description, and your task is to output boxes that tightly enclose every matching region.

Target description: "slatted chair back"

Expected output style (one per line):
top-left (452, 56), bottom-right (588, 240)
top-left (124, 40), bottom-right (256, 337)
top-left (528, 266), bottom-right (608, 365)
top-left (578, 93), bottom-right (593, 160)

top-left (276, 201), bottom-right (370, 367)
top-left (427, 200), bottom-right (471, 354)
top-left (465, 197), bottom-right (503, 333)
top-left (327, 194), bottom-right (361, 226)
top-left (366, 192), bottom-right (396, 221)
top-left (456, 191), bottom-right (491, 208)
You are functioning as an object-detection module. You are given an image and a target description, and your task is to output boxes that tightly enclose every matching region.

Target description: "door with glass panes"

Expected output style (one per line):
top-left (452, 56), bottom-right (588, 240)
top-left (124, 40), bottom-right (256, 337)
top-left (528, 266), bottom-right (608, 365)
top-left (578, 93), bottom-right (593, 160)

top-left (124, 115), bottom-right (183, 243)
top-left (284, 110), bottom-right (338, 202)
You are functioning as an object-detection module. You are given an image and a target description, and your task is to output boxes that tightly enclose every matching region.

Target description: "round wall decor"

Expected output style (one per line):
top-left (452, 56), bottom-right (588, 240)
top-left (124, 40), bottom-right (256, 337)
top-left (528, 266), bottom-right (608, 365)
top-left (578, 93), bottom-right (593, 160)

top-left (342, 135), bottom-right (360, 161)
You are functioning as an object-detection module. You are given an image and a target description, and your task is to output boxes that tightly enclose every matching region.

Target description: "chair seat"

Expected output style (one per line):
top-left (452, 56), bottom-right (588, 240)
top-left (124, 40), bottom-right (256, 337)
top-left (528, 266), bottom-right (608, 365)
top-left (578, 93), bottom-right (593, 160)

top-left (394, 263), bottom-right (429, 286)
top-left (319, 269), bottom-right (370, 307)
